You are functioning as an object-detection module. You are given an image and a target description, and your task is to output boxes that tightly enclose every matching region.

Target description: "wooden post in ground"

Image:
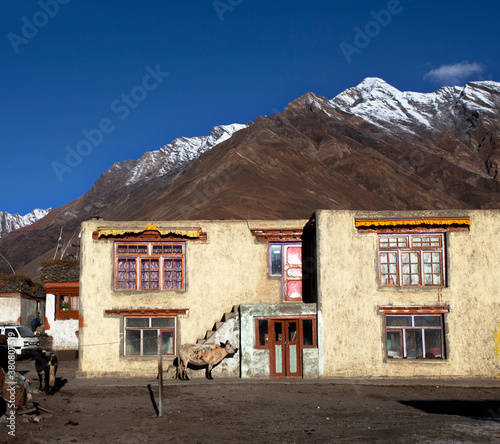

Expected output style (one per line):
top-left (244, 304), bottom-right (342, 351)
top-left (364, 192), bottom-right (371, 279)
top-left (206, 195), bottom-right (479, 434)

top-left (158, 336), bottom-right (163, 417)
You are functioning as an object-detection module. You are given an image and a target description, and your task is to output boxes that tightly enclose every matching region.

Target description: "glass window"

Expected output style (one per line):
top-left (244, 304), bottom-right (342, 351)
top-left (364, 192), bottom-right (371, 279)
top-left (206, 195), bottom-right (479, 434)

top-left (303, 319), bottom-right (313, 346)
top-left (270, 244), bottom-right (283, 276)
top-left (257, 320), bottom-right (268, 347)
top-left (378, 233), bottom-right (445, 287)
top-left (115, 242), bottom-right (185, 291)
top-left (384, 313), bottom-right (445, 359)
top-left (124, 316), bottom-right (176, 356)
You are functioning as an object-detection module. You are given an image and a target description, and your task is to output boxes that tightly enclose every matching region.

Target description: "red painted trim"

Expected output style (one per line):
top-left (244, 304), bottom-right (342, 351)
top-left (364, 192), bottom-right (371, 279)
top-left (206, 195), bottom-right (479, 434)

top-left (379, 305), bottom-right (449, 314)
top-left (105, 308), bottom-right (188, 316)
top-left (44, 282), bottom-right (79, 288)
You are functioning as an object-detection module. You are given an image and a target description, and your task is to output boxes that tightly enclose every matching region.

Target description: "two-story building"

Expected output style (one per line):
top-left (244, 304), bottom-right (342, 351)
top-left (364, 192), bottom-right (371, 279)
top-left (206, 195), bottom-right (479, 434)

top-left (77, 210), bottom-right (500, 380)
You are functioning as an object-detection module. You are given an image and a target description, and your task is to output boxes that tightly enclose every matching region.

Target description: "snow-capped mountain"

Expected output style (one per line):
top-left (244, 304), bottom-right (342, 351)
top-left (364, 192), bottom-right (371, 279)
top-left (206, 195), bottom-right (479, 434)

top-left (0, 208), bottom-right (51, 238)
top-left (1, 78), bottom-right (499, 280)
top-left (330, 77), bottom-right (500, 136)
top-left (102, 123), bottom-right (248, 189)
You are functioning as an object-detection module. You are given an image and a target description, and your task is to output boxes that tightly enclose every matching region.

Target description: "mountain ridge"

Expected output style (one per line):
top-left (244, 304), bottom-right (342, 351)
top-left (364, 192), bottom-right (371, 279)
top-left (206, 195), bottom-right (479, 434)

top-left (1, 77), bottom-right (498, 280)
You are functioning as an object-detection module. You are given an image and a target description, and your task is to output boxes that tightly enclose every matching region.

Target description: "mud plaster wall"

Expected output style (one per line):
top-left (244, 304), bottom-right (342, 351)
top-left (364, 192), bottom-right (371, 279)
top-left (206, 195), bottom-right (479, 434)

top-left (45, 293), bottom-right (79, 350)
top-left (79, 219), bottom-right (307, 377)
top-left (0, 295), bottom-right (21, 324)
top-left (240, 304), bottom-right (318, 379)
top-left (0, 294), bottom-right (41, 327)
top-left (317, 209), bottom-right (500, 379)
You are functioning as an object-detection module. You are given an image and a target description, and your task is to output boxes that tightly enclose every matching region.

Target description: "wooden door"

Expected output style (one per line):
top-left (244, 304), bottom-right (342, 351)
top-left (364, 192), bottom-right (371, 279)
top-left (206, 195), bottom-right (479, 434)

top-left (270, 319), bottom-right (301, 378)
top-left (283, 245), bottom-right (302, 302)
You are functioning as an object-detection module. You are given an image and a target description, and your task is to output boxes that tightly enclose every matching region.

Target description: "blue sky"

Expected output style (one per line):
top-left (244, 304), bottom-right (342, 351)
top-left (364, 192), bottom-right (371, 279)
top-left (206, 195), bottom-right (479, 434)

top-left (1, 0), bottom-right (499, 215)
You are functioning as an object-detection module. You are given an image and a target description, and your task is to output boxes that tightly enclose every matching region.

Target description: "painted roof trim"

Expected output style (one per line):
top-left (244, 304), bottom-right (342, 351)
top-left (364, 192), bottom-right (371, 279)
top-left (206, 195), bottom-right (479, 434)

top-left (250, 228), bottom-right (303, 242)
top-left (355, 217), bottom-right (470, 229)
top-left (95, 225), bottom-right (202, 239)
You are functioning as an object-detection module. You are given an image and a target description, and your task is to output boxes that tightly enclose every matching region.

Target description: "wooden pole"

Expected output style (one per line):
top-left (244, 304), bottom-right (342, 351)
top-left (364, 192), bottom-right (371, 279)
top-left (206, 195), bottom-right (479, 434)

top-left (158, 335), bottom-right (163, 417)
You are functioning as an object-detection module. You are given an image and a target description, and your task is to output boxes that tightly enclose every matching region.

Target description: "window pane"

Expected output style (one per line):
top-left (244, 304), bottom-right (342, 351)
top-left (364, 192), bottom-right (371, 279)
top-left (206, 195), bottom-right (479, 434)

top-left (303, 319), bottom-right (313, 346)
top-left (258, 320), bottom-right (268, 346)
top-left (270, 245), bottom-right (283, 275)
top-left (423, 251), bottom-right (442, 286)
top-left (70, 296), bottom-right (79, 311)
top-left (380, 236), bottom-right (408, 248)
top-left (414, 316), bottom-right (441, 327)
top-left (152, 318), bottom-right (175, 328)
top-left (5, 328), bottom-right (18, 338)
top-left (387, 331), bottom-right (401, 357)
top-left (386, 316), bottom-right (412, 327)
top-left (126, 318), bottom-right (149, 328)
top-left (126, 330), bottom-right (141, 355)
top-left (288, 322), bottom-right (298, 341)
top-left (424, 329), bottom-right (443, 358)
top-left (60, 295), bottom-right (69, 311)
top-left (161, 331), bottom-right (174, 354)
top-left (405, 330), bottom-right (423, 358)
top-left (380, 252), bottom-right (398, 285)
top-left (143, 330), bottom-right (158, 355)
top-left (401, 252), bottom-right (420, 286)
top-left (274, 322), bottom-right (283, 341)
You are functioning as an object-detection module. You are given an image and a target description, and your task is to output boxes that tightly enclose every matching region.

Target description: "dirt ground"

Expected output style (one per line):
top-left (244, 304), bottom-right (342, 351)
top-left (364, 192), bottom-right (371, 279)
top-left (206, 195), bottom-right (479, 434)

top-left (3, 358), bottom-right (500, 444)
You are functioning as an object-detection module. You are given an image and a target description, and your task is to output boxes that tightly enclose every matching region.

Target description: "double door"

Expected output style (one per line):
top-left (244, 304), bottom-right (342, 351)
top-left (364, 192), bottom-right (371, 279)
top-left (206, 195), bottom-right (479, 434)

top-left (269, 319), bottom-right (301, 378)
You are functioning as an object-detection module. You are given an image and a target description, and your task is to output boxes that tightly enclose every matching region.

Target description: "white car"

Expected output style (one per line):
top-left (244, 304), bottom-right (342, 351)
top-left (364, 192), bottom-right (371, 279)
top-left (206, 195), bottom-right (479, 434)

top-left (0, 324), bottom-right (40, 356)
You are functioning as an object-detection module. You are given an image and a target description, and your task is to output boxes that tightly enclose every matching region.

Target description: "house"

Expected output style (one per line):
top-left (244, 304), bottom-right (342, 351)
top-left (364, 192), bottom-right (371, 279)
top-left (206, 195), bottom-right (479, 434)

top-left (77, 210), bottom-right (500, 380)
top-left (0, 274), bottom-right (45, 328)
top-left (41, 260), bottom-right (80, 359)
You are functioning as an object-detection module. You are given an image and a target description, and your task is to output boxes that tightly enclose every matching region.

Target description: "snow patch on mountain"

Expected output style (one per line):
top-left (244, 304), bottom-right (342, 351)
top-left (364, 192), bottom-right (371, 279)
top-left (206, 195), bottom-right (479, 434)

top-left (120, 123), bottom-right (248, 187)
top-left (330, 77), bottom-right (500, 135)
top-left (0, 208), bottom-right (51, 238)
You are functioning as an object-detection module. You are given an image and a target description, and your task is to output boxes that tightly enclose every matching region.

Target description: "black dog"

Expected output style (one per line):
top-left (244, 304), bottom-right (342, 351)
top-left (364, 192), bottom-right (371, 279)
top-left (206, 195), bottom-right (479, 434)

top-left (34, 350), bottom-right (58, 394)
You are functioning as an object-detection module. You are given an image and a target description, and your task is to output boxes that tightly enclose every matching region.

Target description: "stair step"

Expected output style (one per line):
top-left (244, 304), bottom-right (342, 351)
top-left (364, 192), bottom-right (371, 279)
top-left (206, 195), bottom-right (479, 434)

top-left (205, 330), bottom-right (215, 340)
top-left (214, 321), bottom-right (224, 330)
top-left (196, 338), bottom-right (205, 345)
top-left (222, 312), bottom-right (237, 321)
top-left (231, 305), bottom-right (240, 313)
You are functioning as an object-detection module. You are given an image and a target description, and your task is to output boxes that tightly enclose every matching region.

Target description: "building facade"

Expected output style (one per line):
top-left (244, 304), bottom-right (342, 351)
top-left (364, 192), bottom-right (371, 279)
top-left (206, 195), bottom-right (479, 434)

top-left (78, 210), bottom-right (500, 380)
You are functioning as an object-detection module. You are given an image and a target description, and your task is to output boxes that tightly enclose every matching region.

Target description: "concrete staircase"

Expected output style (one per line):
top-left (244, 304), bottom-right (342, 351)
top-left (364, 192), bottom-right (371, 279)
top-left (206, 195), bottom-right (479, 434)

top-left (196, 305), bottom-right (240, 345)
top-left (166, 305), bottom-right (240, 379)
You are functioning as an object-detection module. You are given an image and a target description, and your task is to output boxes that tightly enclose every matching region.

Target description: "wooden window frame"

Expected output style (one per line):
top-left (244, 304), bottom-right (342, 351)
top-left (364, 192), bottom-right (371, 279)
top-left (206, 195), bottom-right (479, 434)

top-left (56, 294), bottom-right (79, 320)
top-left (254, 316), bottom-right (317, 349)
top-left (384, 313), bottom-right (446, 359)
top-left (378, 233), bottom-right (446, 288)
top-left (114, 242), bottom-right (185, 291)
top-left (124, 316), bottom-right (177, 357)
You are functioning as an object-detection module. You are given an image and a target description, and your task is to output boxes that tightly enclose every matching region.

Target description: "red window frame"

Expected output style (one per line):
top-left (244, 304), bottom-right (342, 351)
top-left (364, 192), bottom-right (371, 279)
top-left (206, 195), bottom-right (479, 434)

top-left (254, 316), bottom-right (317, 349)
top-left (378, 233), bottom-right (446, 287)
top-left (384, 314), bottom-right (446, 359)
top-left (115, 242), bottom-right (185, 291)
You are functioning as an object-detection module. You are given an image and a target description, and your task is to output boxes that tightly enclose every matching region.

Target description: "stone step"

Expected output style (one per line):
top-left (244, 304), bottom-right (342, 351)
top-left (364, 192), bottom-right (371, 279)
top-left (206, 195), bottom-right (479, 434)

top-left (222, 311), bottom-right (237, 321)
top-left (214, 321), bottom-right (224, 330)
top-left (205, 330), bottom-right (215, 340)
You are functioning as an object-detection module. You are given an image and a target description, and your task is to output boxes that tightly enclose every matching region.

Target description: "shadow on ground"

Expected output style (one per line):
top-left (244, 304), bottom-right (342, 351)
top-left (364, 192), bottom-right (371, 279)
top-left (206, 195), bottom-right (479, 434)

top-left (400, 400), bottom-right (500, 421)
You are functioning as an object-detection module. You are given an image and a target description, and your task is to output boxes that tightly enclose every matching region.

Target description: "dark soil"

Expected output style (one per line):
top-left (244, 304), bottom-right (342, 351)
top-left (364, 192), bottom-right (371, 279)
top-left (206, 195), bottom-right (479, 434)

top-left (4, 359), bottom-right (500, 443)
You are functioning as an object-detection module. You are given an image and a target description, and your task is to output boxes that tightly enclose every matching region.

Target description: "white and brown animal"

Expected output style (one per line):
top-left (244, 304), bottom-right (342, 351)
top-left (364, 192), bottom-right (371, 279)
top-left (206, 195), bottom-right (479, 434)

top-left (176, 340), bottom-right (237, 380)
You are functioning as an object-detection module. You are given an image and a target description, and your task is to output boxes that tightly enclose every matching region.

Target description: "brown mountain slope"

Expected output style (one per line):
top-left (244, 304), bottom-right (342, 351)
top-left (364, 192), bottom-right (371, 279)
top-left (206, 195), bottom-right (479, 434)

top-left (1, 80), bottom-right (499, 280)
